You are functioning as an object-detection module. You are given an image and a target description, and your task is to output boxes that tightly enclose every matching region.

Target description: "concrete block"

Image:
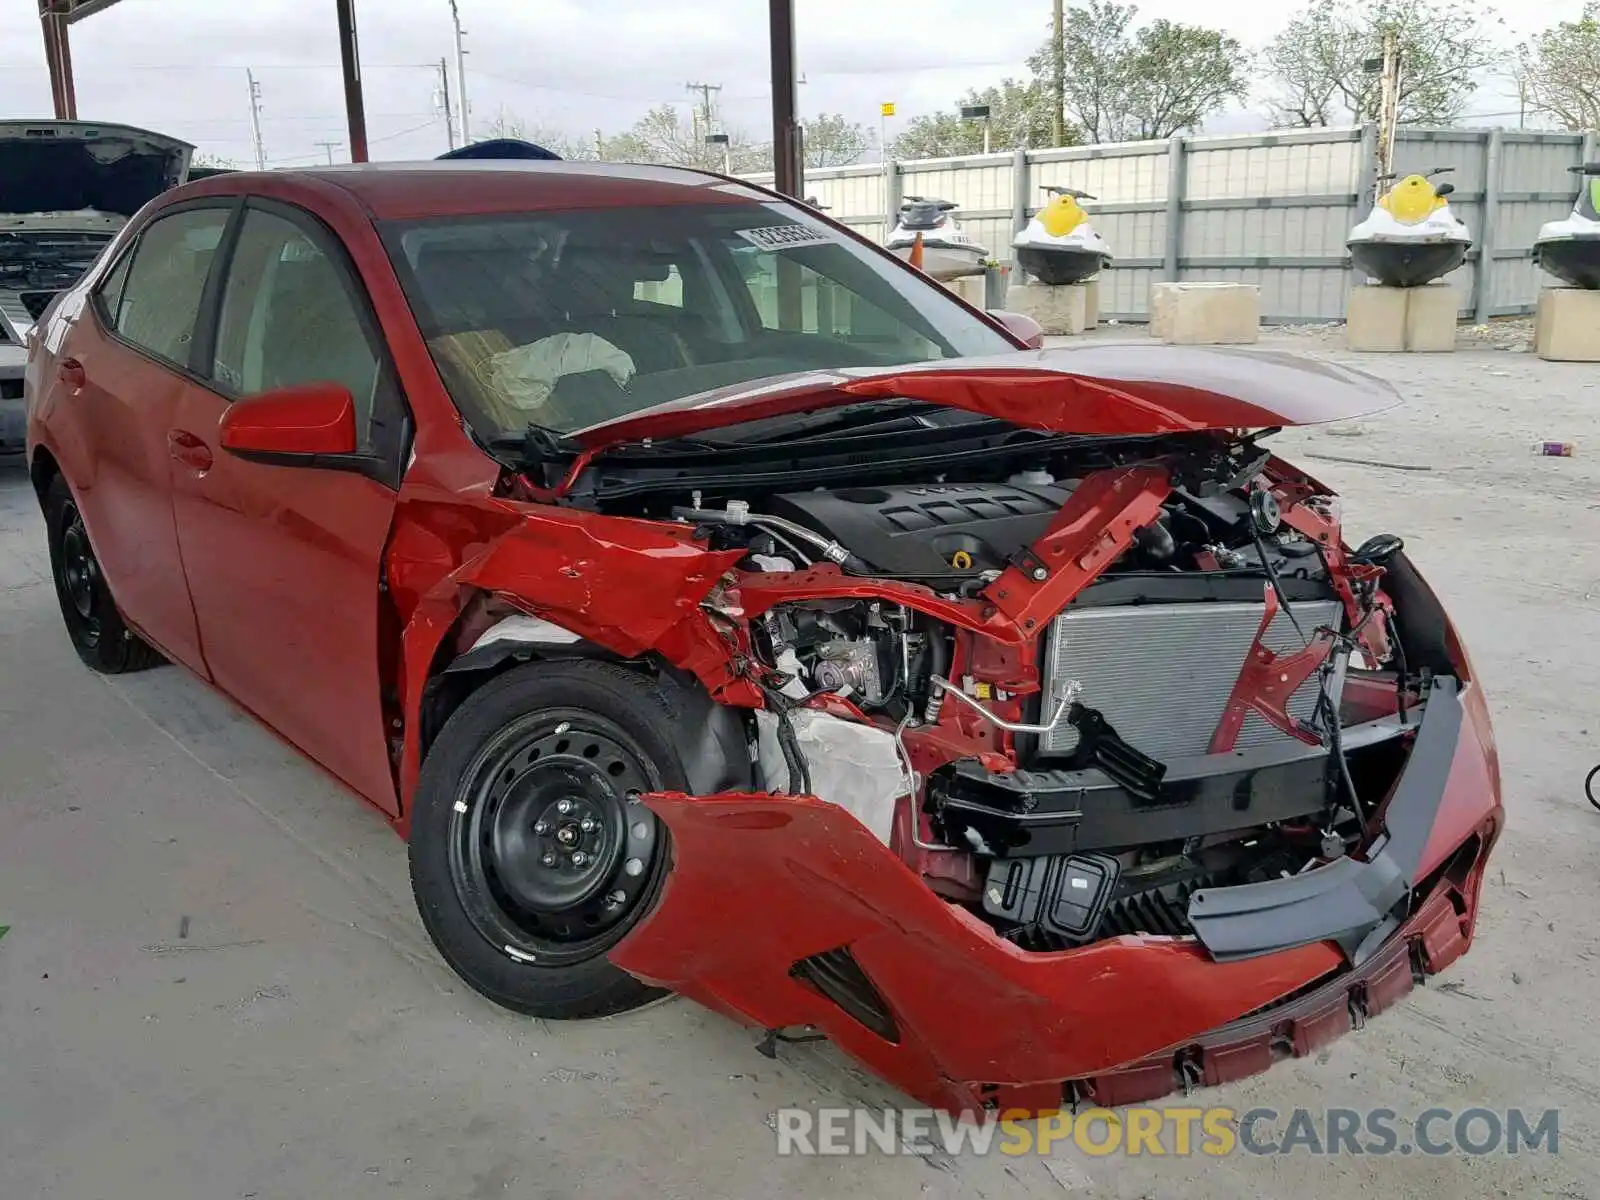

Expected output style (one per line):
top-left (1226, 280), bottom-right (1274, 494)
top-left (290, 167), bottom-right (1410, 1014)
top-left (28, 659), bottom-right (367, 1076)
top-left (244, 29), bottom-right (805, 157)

top-left (1404, 281), bottom-right (1461, 352)
top-left (1004, 281), bottom-right (1090, 335)
top-left (1345, 285), bottom-right (1409, 352)
top-left (1346, 283), bottom-right (1461, 352)
top-left (1149, 282), bottom-right (1259, 345)
top-left (1535, 287), bottom-right (1600, 363)
top-left (942, 274), bottom-right (987, 309)
top-left (1083, 277), bottom-right (1101, 330)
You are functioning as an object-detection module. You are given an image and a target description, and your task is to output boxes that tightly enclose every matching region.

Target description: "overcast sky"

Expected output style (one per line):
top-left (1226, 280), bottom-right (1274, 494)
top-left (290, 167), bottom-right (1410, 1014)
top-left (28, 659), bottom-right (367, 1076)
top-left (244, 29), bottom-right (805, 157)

top-left (0, 0), bottom-right (1584, 166)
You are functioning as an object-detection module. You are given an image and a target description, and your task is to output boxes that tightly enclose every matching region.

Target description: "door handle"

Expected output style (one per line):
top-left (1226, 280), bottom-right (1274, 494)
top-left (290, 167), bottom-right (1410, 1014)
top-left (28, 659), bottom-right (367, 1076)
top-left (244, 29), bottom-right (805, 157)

top-left (167, 429), bottom-right (214, 473)
top-left (57, 357), bottom-right (86, 388)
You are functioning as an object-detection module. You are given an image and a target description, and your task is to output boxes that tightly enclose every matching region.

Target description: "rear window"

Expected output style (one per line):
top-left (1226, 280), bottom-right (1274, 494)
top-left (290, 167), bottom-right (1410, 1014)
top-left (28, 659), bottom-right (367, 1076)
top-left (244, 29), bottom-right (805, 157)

top-left (381, 200), bottom-right (1010, 440)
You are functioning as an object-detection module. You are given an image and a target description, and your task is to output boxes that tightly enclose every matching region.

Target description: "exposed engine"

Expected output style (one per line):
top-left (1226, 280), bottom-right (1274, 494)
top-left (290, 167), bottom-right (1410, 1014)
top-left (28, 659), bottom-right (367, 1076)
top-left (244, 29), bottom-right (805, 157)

top-left (650, 432), bottom-right (1413, 954)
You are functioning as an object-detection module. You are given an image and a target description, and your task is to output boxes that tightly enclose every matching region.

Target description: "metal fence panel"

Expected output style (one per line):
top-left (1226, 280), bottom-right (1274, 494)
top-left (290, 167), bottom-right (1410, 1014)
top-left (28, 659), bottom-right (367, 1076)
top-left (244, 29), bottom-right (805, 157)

top-left (735, 123), bottom-right (1586, 322)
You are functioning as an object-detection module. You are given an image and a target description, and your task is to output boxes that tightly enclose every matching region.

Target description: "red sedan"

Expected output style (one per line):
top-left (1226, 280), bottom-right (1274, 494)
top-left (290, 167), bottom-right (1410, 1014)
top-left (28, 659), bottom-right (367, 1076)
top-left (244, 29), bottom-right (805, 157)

top-left (23, 161), bottom-right (1501, 1114)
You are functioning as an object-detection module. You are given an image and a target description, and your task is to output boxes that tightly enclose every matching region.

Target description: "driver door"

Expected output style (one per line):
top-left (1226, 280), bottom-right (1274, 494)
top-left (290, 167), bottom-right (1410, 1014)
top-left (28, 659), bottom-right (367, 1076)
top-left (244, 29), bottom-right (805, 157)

top-left (166, 199), bottom-right (409, 814)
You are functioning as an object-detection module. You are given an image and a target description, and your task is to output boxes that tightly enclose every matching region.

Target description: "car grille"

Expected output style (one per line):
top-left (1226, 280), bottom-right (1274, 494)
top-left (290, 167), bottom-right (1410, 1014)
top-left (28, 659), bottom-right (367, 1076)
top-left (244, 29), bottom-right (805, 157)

top-left (1037, 600), bottom-right (1345, 761)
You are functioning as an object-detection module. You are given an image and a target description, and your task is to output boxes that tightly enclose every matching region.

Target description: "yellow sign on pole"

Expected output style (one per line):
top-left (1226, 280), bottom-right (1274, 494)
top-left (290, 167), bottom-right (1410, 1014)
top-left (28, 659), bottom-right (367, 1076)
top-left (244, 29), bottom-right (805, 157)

top-left (880, 102), bottom-right (896, 117)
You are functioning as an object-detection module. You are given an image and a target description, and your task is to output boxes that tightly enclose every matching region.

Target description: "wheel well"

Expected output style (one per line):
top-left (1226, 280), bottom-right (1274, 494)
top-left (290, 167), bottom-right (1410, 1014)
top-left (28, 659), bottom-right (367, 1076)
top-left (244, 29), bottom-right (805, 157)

top-left (29, 445), bottom-right (60, 506)
top-left (418, 648), bottom-right (753, 797)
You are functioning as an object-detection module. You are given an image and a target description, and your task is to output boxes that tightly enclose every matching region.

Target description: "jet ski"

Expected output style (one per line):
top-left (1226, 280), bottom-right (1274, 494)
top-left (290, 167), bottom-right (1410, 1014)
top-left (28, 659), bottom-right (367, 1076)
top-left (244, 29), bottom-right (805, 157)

top-left (885, 196), bottom-right (988, 280)
top-left (1347, 167), bottom-right (1471, 287)
top-left (1012, 185), bottom-right (1112, 285)
top-left (1534, 163), bottom-right (1600, 290)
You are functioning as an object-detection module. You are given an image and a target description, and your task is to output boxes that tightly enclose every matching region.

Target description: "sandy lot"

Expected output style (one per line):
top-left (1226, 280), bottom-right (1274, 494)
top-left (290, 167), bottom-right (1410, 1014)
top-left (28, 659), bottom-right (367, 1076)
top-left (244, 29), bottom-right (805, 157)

top-left (2, 327), bottom-right (1598, 1199)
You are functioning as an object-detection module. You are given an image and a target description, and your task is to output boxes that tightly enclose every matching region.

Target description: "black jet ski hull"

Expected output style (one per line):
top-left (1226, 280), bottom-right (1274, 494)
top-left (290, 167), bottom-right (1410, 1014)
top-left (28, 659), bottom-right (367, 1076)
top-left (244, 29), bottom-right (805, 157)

top-left (1535, 235), bottom-right (1600, 290)
top-left (1348, 240), bottom-right (1468, 288)
top-left (1016, 246), bottom-right (1111, 286)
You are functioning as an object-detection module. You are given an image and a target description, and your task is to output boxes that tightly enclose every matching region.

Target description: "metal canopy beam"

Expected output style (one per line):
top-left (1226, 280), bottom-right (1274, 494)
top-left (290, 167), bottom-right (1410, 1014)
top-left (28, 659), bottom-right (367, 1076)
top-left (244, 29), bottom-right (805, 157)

top-left (768, 0), bottom-right (802, 197)
top-left (334, 0), bottom-right (369, 163)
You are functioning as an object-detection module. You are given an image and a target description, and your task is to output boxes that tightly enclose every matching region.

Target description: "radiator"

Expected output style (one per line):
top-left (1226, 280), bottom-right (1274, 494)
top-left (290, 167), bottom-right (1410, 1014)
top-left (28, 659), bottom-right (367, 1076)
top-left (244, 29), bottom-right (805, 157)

top-left (1037, 599), bottom-right (1345, 761)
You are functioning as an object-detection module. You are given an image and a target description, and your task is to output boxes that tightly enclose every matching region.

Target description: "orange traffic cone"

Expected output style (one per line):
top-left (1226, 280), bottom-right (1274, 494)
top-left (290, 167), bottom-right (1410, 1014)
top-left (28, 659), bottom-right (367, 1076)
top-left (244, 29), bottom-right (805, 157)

top-left (909, 231), bottom-right (924, 272)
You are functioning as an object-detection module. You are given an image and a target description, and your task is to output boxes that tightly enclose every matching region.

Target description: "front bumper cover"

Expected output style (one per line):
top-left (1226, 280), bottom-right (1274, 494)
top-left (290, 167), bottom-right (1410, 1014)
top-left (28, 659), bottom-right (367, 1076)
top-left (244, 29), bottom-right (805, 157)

top-left (612, 676), bottom-right (1500, 1115)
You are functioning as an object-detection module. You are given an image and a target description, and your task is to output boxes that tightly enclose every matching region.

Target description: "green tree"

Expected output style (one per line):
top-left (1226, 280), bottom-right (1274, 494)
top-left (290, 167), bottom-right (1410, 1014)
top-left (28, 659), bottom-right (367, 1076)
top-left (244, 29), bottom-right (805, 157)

top-left (1515, 2), bottom-right (1600, 131)
top-left (891, 80), bottom-right (1066, 159)
top-left (1262, 0), bottom-right (1509, 127)
top-left (799, 113), bottom-right (873, 168)
top-left (1027, 1), bottom-right (1250, 143)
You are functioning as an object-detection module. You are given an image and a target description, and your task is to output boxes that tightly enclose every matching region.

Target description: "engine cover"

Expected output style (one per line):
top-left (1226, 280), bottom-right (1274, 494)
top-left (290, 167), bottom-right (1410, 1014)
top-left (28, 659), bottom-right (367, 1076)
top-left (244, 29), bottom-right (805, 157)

top-left (764, 480), bottom-right (1074, 577)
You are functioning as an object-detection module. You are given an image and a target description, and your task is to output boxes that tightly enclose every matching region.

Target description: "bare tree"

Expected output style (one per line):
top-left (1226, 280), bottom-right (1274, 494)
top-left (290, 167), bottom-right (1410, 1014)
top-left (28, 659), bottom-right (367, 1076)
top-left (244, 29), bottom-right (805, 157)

top-left (1263, 0), bottom-right (1509, 128)
top-left (1516, 2), bottom-right (1600, 131)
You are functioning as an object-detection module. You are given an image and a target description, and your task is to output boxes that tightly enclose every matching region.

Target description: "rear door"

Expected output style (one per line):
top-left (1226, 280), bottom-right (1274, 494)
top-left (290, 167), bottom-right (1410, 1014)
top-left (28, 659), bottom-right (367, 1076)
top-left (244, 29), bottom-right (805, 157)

top-left (165, 199), bottom-right (408, 814)
top-left (47, 202), bottom-right (236, 675)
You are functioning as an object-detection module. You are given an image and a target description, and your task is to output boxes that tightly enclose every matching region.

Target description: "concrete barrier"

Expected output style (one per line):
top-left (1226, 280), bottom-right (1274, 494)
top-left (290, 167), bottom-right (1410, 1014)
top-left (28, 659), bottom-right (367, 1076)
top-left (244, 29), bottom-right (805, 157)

top-left (1534, 287), bottom-right (1600, 363)
top-left (1149, 282), bottom-right (1259, 345)
top-left (1002, 282), bottom-right (1092, 335)
top-left (1346, 282), bottom-right (1459, 352)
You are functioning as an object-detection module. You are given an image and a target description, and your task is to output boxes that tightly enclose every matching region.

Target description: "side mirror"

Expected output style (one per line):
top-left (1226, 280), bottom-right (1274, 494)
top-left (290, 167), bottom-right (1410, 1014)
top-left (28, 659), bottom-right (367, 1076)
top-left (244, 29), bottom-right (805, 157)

top-left (988, 309), bottom-right (1046, 350)
top-left (219, 381), bottom-right (359, 459)
top-left (1435, 182), bottom-right (1455, 197)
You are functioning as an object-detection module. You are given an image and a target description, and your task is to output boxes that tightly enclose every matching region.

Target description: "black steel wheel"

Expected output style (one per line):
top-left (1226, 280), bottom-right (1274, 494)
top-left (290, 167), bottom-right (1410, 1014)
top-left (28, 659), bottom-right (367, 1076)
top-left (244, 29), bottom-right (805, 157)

top-left (409, 660), bottom-right (689, 1019)
top-left (43, 474), bottom-right (164, 674)
top-left (448, 710), bottom-right (665, 967)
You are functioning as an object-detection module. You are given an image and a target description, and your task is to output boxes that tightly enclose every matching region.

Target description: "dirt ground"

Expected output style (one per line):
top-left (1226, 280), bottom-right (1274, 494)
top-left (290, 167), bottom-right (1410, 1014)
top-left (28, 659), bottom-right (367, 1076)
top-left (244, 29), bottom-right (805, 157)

top-left (2, 325), bottom-right (1598, 1199)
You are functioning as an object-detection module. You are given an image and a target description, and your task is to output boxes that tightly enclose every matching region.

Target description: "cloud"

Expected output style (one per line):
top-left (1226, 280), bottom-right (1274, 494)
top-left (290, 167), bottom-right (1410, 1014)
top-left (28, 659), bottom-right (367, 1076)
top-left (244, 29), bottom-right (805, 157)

top-left (0, 0), bottom-right (1581, 167)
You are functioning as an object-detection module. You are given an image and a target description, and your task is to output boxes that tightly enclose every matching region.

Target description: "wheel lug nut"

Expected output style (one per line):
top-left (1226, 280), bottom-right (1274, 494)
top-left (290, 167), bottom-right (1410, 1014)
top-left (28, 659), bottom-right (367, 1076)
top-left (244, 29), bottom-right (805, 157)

top-left (541, 853), bottom-right (556, 866)
top-left (624, 857), bottom-right (644, 877)
top-left (556, 799), bottom-right (573, 814)
top-left (571, 851), bottom-right (588, 866)
top-left (609, 890), bottom-right (627, 904)
top-left (534, 821), bottom-right (548, 834)
top-left (579, 818), bottom-right (596, 833)
top-left (630, 821), bottom-right (650, 840)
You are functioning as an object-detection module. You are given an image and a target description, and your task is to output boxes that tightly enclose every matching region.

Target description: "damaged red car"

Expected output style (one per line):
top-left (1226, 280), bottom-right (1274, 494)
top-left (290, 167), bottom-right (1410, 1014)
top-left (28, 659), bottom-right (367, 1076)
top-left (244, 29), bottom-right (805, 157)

top-left (24, 161), bottom-right (1501, 1115)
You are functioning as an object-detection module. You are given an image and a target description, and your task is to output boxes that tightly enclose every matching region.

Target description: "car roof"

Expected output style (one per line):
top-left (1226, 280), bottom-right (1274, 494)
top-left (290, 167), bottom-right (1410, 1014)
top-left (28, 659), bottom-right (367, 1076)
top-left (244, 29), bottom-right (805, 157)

top-left (184, 160), bottom-right (780, 222)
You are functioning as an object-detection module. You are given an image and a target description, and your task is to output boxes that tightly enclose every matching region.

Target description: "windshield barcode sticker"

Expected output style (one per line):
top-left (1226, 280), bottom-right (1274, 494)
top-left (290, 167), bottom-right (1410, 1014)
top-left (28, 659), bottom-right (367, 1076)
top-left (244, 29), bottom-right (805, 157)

top-left (734, 224), bottom-right (834, 251)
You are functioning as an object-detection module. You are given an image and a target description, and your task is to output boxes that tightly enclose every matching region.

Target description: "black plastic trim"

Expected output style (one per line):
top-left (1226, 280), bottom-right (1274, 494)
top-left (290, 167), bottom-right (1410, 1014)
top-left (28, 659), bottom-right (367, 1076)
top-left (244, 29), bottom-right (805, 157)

top-left (1187, 676), bottom-right (1463, 962)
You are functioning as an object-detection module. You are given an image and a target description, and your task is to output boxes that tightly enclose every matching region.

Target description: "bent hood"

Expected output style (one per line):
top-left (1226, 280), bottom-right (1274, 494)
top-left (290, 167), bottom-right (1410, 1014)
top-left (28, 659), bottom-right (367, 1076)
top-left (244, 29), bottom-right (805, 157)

top-left (572, 342), bottom-right (1402, 450)
top-left (0, 120), bottom-right (192, 218)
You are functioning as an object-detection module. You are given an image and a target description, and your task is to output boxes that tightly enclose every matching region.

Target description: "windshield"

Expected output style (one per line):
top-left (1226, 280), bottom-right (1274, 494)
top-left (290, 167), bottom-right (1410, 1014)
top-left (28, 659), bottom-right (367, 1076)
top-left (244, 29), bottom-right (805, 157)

top-left (381, 199), bottom-right (1013, 440)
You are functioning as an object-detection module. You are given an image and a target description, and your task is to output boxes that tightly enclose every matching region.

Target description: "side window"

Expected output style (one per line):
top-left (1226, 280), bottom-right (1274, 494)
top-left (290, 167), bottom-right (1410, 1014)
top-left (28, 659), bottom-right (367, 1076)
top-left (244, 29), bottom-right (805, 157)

top-left (94, 248), bottom-right (135, 326)
top-left (211, 208), bottom-right (382, 450)
top-left (103, 208), bottom-right (230, 365)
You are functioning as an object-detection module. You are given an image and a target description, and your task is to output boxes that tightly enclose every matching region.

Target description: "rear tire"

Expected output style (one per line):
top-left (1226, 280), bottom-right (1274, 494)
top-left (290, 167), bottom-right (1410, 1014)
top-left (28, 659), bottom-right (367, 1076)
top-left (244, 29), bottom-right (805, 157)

top-left (408, 660), bottom-right (686, 1019)
top-left (43, 474), bottom-right (164, 674)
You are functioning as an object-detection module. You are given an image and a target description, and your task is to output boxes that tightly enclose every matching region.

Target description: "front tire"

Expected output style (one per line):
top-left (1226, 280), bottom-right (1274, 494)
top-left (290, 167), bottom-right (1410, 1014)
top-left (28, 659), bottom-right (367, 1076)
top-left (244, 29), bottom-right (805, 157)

top-left (408, 660), bottom-right (686, 1019)
top-left (43, 474), bottom-right (164, 674)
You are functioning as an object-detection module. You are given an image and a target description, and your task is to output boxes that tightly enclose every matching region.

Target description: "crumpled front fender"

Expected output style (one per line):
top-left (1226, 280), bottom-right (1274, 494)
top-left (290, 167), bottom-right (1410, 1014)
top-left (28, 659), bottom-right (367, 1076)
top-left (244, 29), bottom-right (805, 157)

top-left (609, 790), bottom-right (1343, 1115)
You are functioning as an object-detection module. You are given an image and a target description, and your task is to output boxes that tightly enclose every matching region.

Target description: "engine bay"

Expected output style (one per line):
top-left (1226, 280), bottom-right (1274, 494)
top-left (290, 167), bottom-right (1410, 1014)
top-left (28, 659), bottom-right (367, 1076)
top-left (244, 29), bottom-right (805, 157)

top-left (526, 424), bottom-right (1422, 954)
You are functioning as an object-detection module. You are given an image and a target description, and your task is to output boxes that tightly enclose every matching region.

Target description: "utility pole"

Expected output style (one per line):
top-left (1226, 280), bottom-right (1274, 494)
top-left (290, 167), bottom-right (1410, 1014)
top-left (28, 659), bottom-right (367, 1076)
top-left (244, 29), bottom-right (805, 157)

top-left (449, 0), bottom-right (470, 146)
top-left (246, 69), bottom-right (266, 170)
top-left (1376, 26), bottom-right (1401, 182)
top-left (685, 81), bottom-right (722, 142)
top-left (436, 57), bottom-right (456, 150)
top-left (1052, 0), bottom-right (1065, 147)
top-left (315, 140), bottom-right (343, 165)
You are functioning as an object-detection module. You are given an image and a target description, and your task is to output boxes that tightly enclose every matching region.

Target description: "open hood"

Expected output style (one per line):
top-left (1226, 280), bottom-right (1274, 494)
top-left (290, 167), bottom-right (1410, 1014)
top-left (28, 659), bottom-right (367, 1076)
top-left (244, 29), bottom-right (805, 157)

top-left (572, 342), bottom-right (1402, 451)
top-left (0, 120), bottom-right (192, 218)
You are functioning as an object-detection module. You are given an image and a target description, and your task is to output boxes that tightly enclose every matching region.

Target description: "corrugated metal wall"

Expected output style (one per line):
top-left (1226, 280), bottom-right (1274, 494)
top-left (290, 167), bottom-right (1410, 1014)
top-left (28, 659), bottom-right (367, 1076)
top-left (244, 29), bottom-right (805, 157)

top-left (744, 124), bottom-right (1595, 323)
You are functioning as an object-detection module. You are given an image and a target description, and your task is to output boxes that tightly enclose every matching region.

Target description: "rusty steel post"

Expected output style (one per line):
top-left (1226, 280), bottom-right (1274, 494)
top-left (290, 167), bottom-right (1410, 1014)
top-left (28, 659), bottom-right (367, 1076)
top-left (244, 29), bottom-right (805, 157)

top-left (39, 2), bottom-right (78, 120)
top-left (335, 0), bottom-right (369, 163)
top-left (768, 0), bottom-right (802, 199)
